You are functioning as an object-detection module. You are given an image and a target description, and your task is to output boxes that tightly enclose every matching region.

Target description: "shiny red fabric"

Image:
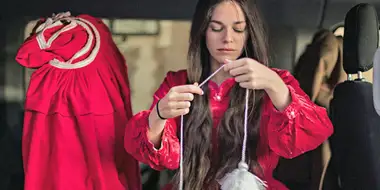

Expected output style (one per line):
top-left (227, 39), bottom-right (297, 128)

top-left (16, 14), bottom-right (141, 190)
top-left (124, 69), bottom-right (333, 190)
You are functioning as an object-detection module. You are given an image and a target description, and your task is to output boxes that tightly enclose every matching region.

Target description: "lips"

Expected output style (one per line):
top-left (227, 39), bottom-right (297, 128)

top-left (217, 48), bottom-right (235, 52)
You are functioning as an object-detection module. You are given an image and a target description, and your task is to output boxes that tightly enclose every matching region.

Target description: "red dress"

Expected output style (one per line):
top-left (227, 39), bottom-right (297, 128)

top-left (16, 13), bottom-right (141, 190)
top-left (124, 69), bottom-right (333, 190)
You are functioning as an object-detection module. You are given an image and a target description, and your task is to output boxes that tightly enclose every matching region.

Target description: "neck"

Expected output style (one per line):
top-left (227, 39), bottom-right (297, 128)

top-left (210, 59), bottom-right (231, 85)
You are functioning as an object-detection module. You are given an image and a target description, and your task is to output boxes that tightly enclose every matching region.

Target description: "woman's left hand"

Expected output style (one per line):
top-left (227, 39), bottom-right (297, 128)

top-left (223, 58), bottom-right (292, 111)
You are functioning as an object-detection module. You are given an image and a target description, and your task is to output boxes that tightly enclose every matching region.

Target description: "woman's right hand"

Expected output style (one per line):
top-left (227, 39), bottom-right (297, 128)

top-left (156, 83), bottom-right (204, 119)
top-left (148, 84), bottom-right (203, 146)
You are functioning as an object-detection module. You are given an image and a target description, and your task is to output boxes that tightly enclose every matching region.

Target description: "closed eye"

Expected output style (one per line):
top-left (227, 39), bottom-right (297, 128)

top-left (211, 27), bottom-right (223, 32)
top-left (233, 27), bottom-right (245, 33)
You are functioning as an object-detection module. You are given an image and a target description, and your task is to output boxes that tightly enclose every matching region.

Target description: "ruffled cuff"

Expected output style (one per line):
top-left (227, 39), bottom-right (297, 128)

top-left (265, 84), bottom-right (302, 132)
top-left (126, 111), bottom-right (179, 170)
top-left (143, 119), bottom-right (173, 153)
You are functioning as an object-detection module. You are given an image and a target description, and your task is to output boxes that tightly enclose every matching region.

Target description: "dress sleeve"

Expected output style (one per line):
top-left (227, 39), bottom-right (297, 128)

top-left (124, 70), bottom-right (187, 170)
top-left (265, 69), bottom-right (334, 159)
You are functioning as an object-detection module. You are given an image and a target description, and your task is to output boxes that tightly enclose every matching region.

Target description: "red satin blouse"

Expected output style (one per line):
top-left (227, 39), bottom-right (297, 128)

top-left (124, 68), bottom-right (333, 190)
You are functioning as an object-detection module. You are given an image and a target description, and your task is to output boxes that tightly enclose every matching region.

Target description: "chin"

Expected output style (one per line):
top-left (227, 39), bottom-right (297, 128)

top-left (211, 53), bottom-right (238, 64)
top-left (215, 56), bottom-right (230, 64)
top-left (218, 57), bottom-right (237, 64)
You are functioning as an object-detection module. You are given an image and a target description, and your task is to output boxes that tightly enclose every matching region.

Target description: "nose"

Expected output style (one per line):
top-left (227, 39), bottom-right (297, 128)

top-left (223, 28), bottom-right (233, 43)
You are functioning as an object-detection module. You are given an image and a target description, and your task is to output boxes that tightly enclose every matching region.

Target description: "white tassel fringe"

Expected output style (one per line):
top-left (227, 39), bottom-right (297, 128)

top-left (218, 162), bottom-right (267, 190)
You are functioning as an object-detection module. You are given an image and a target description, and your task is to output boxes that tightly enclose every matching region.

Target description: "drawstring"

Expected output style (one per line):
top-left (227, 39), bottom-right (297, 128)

top-left (179, 64), bottom-right (227, 190)
top-left (34, 12), bottom-right (101, 69)
top-left (178, 62), bottom-right (260, 189)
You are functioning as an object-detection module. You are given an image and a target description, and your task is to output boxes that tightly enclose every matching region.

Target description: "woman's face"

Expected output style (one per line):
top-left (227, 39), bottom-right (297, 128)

top-left (206, 1), bottom-right (247, 65)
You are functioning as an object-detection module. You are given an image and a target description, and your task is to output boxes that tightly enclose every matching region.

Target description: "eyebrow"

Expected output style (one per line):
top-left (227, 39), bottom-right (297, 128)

top-left (210, 20), bottom-right (246, 25)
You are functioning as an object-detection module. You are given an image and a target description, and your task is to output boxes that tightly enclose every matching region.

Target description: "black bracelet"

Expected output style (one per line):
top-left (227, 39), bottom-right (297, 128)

top-left (156, 100), bottom-right (167, 120)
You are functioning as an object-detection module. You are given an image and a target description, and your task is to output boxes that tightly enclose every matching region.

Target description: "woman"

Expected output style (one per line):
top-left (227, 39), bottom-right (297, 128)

top-left (124, 0), bottom-right (333, 189)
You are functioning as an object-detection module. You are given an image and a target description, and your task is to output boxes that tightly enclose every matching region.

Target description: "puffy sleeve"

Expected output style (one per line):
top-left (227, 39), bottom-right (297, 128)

top-left (124, 70), bottom-right (187, 170)
top-left (265, 69), bottom-right (333, 159)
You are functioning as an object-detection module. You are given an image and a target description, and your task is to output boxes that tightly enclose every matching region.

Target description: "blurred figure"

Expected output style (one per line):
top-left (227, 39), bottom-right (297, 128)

top-left (295, 29), bottom-right (346, 108)
top-left (276, 29), bottom-right (344, 190)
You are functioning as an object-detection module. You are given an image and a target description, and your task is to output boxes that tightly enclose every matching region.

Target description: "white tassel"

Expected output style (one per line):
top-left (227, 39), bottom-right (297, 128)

top-left (218, 88), bottom-right (267, 190)
top-left (218, 162), bottom-right (267, 190)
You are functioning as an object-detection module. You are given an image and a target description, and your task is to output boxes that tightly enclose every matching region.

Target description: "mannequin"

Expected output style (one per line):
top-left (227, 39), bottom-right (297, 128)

top-left (16, 12), bottom-right (140, 190)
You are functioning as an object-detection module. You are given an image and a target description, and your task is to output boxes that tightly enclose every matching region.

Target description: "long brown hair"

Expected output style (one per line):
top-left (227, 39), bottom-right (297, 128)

top-left (172, 0), bottom-right (270, 189)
